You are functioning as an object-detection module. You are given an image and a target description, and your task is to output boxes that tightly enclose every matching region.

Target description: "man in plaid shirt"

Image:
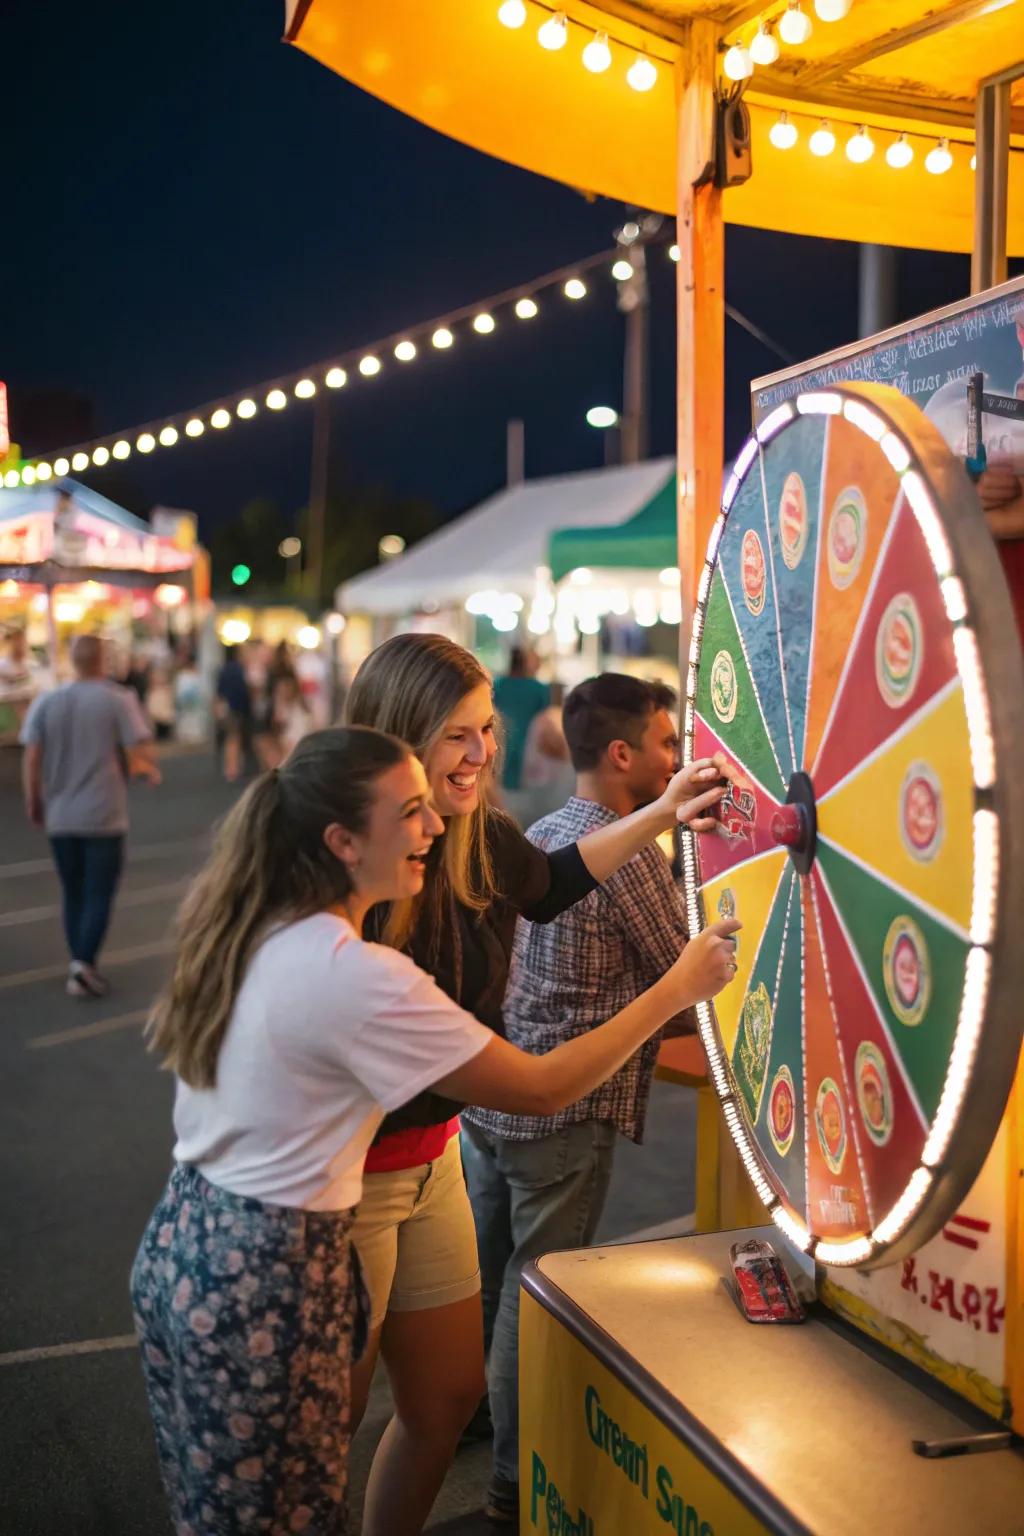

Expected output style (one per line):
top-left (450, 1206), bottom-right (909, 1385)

top-left (462, 673), bottom-right (695, 1524)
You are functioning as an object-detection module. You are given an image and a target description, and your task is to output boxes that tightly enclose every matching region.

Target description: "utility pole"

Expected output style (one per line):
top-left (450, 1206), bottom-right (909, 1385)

top-left (307, 392), bottom-right (330, 607)
top-left (615, 214), bottom-right (656, 464)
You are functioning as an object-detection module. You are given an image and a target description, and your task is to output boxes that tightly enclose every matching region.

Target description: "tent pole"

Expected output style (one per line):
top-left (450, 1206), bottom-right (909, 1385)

top-left (675, 20), bottom-right (723, 649)
top-left (972, 79), bottom-right (1010, 294)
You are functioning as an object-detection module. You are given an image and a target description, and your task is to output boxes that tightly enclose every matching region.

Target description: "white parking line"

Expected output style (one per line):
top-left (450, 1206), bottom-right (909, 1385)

top-left (0, 881), bottom-right (187, 929)
top-left (0, 939), bottom-right (174, 991)
top-left (0, 1334), bottom-right (138, 1368)
top-left (0, 839), bottom-right (200, 880)
top-left (27, 1008), bottom-right (150, 1050)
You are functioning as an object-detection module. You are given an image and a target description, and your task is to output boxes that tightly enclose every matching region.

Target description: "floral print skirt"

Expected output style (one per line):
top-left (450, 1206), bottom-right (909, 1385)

top-left (130, 1164), bottom-right (369, 1535)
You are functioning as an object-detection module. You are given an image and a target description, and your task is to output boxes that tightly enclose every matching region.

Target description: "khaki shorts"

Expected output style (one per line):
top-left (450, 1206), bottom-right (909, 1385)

top-left (352, 1134), bottom-right (481, 1331)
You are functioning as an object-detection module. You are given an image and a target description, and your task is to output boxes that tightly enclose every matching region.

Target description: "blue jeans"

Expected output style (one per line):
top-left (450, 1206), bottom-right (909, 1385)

top-left (462, 1118), bottom-right (616, 1485)
top-left (50, 834), bottom-right (124, 966)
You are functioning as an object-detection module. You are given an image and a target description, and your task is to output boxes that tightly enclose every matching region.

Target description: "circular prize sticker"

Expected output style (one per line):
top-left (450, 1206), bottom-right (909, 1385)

top-left (815, 1077), bottom-right (847, 1175)
top-left (779, 472), bottom-right (809, 570)
top-left (741, 528), bottom-right (767, 616)
top-left (710, 650), bottom-right (738, 724)
top-left (855, 1041), bottom-right (893, 1147)
top-left (875, 592), bottom-right (923, 709)
top-left (828, 486), bottom-right (867, 590)
top-left (768, 1065), bottom-right (796, 1157)
top-left (899, 762), bottom-right (944, 863)
top-left (883, 915), bottom-right (931, 1026)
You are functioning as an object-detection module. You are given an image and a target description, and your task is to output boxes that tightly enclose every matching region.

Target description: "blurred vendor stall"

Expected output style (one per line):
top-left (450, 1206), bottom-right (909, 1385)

top-left (336, 457), bottom-right (675, 676)
top-left (0, 480), bottom-right (199, 734)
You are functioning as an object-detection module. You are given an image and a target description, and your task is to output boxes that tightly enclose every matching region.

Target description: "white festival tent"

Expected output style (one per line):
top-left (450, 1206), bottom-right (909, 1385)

top-left (336, 458), bottom-right (675, 617)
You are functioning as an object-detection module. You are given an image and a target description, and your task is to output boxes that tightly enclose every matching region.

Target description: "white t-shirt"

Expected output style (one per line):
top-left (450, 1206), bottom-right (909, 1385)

top-left (172, 912), bottom-right (491, 1211)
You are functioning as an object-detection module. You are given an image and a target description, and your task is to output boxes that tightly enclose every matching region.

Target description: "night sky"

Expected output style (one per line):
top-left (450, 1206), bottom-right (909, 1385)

top-left (4, 0), bottom-right (1017, 541)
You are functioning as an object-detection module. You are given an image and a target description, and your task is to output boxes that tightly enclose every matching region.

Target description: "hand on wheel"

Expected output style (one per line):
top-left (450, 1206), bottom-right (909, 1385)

top-left (670, 918), bottom-right (742, 1004)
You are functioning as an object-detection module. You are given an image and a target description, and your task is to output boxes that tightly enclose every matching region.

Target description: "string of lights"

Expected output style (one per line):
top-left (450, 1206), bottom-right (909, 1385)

top-left (496, 2), bottom-right (668, 91)
top-left (761, 104), bottom-right (1008, 173)
top-left (722, 1), bottom-right (855, 82)
top-left (3, 244), bottom-right (682, 489)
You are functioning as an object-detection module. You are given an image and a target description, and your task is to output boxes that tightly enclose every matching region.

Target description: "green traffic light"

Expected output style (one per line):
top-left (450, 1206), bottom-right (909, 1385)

top-left (231, 564), bottom-right (252, 586)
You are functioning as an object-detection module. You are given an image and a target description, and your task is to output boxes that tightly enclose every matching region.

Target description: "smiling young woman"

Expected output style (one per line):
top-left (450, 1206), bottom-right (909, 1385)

top-left (344, 635), bottom-right (729, 1535)
top-left (129, 724), bottom-right (737, 1536)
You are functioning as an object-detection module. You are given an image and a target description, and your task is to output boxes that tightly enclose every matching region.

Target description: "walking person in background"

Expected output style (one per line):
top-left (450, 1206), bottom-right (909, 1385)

top-left (19, 633), bottom-right (160, 998)
top-left (492, 647), bottom-right (548, 822)
top-left (461, 673), bottom-right (698, 1524)
top-left (214, 643), bottom-right (252, 782)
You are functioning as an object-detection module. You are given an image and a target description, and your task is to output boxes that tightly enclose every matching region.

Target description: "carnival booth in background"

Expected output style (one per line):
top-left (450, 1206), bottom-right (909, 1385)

top-left (336, 457), bottom-right (677, 680)
top-left (0, 480), bottom-right (202, 735)
top-left (289, 1), bottom-right (1024, 1529)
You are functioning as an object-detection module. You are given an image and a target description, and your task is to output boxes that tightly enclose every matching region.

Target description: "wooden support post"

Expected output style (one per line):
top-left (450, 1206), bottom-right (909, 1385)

top-left (676, 20), bottom-right (724, 645)
top-left (972, 79), bottom-right (1010, 295)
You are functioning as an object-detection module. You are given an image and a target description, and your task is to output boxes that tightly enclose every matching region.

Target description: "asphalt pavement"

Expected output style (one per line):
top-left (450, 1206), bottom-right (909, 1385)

top-left (0, 746), bottom-right (697, 1535)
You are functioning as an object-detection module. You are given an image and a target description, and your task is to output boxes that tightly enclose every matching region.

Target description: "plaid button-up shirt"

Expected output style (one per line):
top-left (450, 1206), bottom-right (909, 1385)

top-left (463, 796), bottom-right (694, 1145)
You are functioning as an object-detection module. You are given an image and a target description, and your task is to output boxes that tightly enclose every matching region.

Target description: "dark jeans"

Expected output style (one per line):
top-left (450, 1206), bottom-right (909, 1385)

top-left (461, 1119), bottom-right (617, 1484)
top-left (50, 834), bottom-right (124, 966)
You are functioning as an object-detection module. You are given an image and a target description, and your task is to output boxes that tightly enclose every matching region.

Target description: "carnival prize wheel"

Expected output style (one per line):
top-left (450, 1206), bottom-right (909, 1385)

top-left (682, 381), bottom-right (1024, 1269)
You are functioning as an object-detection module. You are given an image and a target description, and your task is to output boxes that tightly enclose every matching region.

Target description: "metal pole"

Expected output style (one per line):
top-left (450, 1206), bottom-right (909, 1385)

top-left (972, 80), bottom-right (1010, 295)
top-left (621, 243), bottom-right (650, 464)
top-left (506, 418), bottom-right (525, 485)
top-left (858, 245), bottom-right (898, 339)
top-left (307, 392), bottom-right (330, 606)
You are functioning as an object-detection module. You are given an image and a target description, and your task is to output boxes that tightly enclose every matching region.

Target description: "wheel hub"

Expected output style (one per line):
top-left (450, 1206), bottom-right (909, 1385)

top-left (770, 771), bottom-right (817, 876)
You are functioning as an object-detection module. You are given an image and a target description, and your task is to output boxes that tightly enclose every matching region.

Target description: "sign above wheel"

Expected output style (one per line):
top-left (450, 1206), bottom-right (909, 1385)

top-left (683, 382), bottom-right (1024, 1269)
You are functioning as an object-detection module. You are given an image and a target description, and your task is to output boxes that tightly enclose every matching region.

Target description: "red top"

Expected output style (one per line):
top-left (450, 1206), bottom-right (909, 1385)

top-left (364, 1117), bottom-right (462, 1174)
top-left (997, 538), bottom-right (1024, 644)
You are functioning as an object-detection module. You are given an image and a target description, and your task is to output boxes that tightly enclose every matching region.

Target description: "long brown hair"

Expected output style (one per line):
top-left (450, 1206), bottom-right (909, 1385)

top-left (345, 633), bottom-right (505, 954)
top-left (148, 726), bottom-right (408, 1088)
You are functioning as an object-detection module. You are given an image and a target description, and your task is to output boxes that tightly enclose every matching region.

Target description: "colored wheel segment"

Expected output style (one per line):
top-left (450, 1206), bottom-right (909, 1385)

top-left (686, 381), bottom-right (1024, 1269)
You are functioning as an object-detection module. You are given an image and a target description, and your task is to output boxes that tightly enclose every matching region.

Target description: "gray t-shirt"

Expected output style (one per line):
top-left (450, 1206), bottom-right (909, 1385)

top-left (21, 680), bottom-right (150, 836)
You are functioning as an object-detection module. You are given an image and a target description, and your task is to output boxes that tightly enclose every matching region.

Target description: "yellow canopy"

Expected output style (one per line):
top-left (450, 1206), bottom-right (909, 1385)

top-left (286, 0), bottom-right (1024, 254)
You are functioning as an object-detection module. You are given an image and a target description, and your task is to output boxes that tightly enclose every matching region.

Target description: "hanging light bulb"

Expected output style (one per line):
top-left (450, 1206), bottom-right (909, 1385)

top-left (564, 277), bottom-right (587, 299)
top-left (926, 137), bottom-right (953, 174)
top-left (71, 453), bottom-right (90, 472)
top-left (497, 0), bottom-right (527, 27)
top-left (627, 53), bottom-right (658, 91)
top-left (294, 378), bottom-right (316, 398)
top-left (886, 133), bottom-right (914, 169)
top-left (266, 389), bottom-right (287, 410)
top-left (473, 312), bottom-right (496, 334)
top-left (668, 243), bottom-right (680, 261)
top-left (137, 432), bottom-right (156, 454)
top-left (538, 11), bottom-right (567, 50)
top-left (846, 125), bottom-right (874, 163)
top-left (394, 339), bottom-right (417, 361)
top-left (325, 367), bottom-right (347, 388)
top-left (612, 258), bottom-right (634, 281)
top-left (582, 30), bottom-right (611, 73)
top-left (723, 44), bottom-right (753, 81)
top-left (359, 355), bottom-right (382, 376)
top-left (749, 23), bottom-right (780, 66)
top-left (779, 2), bottom-right (813, 44)
top-left (515, 297), bottom-right (538, 319)
top-left (21, 466), bottom-right (37, 485)
top-left (35, 462), bottom-right (53, 480)
top-left (185, 417), bottom-right (205, 436)
top-left (970, 152), bottom-right (977, 170)
top-left (236, 398), bottom-right (258, 418)
top-left (769, 111), bottom-right (798, 148)
top-left (432, 327), bottom-right (454, 349)
top-left (54, 457), bottom-right (71, 475)
top-left (210, 408), bottom-right (232, 428)
top-left (91, 446), bottom-right (110, 466)
top-left (814, 0), bottom-right (853, 18)
top-left (158, 426), bottom-right (179, 447)
top-left (809, 120), bottom-right (836, 156)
